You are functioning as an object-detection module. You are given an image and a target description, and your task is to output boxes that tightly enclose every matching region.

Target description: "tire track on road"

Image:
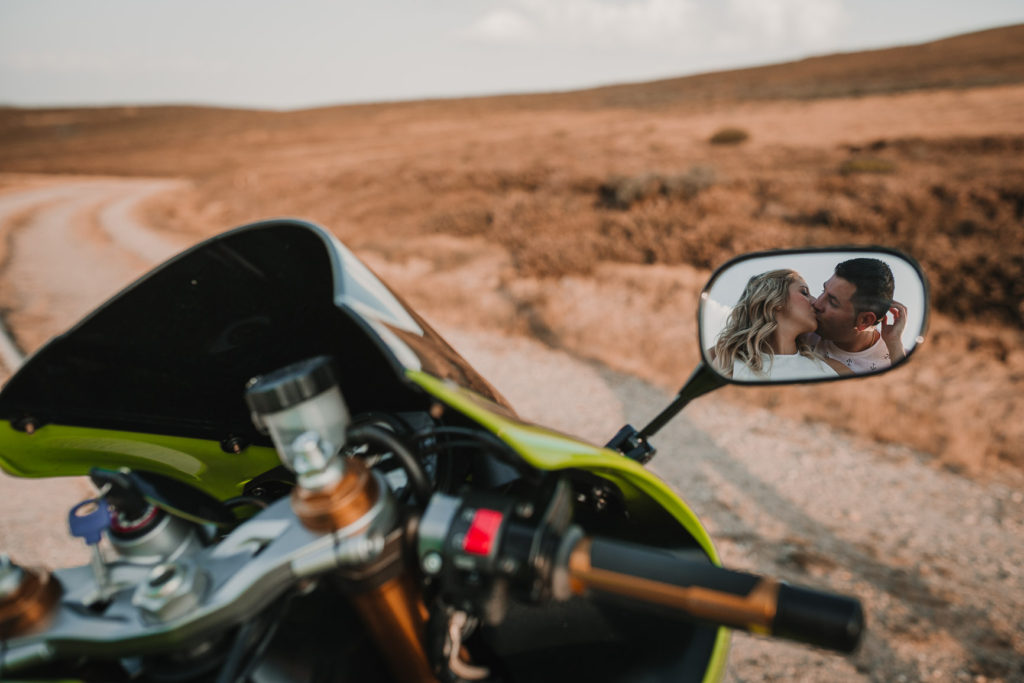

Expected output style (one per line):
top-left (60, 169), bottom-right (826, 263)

top-left (0, 177), bottom-right (189, 568)
top-left (605, 367), bottom-right (1024, 682)
top-left (0, 184), bottom-right (103, 372)
top-left (0, 177), bottom-right (186, 369)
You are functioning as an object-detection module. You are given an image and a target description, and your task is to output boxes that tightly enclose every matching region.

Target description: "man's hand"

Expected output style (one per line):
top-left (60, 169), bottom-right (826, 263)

top-left (880, 301), bottom-right (908, 364)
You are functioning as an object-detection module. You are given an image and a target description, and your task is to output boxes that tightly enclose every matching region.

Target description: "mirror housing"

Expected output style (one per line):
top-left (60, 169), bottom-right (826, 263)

top-left (699, 248), bottom-right (928, 385)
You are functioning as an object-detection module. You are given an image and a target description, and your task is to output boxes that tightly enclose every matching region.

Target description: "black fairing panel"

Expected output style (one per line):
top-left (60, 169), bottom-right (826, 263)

top-left (0, 219), bottom-right (508, 446)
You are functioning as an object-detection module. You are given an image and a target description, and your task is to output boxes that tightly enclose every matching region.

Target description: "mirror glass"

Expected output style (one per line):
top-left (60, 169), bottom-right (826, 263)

top-left (699, 249), bottom-right (928, 384)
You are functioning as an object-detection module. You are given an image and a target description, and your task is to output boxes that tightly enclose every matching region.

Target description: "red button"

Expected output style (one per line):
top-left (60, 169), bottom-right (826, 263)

top-left (462, 509), bottom-right (504, 556)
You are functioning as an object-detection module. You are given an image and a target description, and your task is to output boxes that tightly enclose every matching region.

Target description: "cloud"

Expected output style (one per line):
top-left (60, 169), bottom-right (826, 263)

top-left (727, 0), bottom-right (846, 48)
top-left (464, 9), bottom-right (538, 43)
top-left (702, 297), bottom-right (733, 348)
top-left (531, 0), bottom-right (697, 44)
top-left (464, 0), bottom-right (698, 47)
top-left (463, 0), bottom-right (846, 53)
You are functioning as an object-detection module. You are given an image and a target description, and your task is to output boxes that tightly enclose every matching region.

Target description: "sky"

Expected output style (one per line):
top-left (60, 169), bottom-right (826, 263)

top-left (1, 0), bottom-right (1022, 111)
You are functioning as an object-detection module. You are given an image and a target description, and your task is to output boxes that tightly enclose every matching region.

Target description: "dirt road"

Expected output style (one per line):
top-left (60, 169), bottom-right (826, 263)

top-left (0, 177), bottom-right (191, 570)
top-left (0, 176), bottom-right (1020, 682)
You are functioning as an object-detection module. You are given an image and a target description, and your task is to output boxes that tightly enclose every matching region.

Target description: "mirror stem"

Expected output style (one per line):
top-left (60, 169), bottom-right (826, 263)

top-left (639, 362), bottom-right (726, 439)
top-left (607, 363), bottom-right (727, 465)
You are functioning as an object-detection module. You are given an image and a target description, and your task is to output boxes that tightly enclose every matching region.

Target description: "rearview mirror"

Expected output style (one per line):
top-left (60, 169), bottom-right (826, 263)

top-left (699, 248), bottom-right (928, 384)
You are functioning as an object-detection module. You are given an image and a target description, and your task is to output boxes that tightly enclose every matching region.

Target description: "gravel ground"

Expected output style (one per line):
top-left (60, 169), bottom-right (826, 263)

top-left (0, 177), bottom-right (187, 569)
top-left (0, 177), bottom-right (1021, 682)
top-left (447, 330), bottom-right (1024, 682)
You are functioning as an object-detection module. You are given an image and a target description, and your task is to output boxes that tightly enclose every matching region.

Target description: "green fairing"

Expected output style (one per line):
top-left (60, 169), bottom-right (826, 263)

top-left (406, 369), bottom-right (722, 564)
top-left (0, 372), bottom-right (729, 682)
top-left (407, 370), bottom-right (729, 682)
top-left (0, 421), bottom-right (280, 500)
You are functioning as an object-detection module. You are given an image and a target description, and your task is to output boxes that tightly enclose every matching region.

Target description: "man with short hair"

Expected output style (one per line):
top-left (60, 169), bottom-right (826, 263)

top-left (810, 258), bottom-right (907, 373)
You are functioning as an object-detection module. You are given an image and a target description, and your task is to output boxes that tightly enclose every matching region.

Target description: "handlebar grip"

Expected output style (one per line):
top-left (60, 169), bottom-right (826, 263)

top-left (566, 536), bottom-right (863, 653)
top-left (774, 582), bottom-right (864, 653)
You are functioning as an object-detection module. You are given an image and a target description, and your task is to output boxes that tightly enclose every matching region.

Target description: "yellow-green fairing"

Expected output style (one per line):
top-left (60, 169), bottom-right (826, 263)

top-left (407, 370), bottom-right (730, 683)
top-left (0, 371), bottom-right (729, 682)
top-left (0, 420), bottom-right (280, 500)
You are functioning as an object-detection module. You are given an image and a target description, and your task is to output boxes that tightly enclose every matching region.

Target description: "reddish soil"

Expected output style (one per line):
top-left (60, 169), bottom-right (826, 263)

top-left (0, 24), bottom-right (1022, 477)
top-left (0, 179), bottom-right (1021, 683)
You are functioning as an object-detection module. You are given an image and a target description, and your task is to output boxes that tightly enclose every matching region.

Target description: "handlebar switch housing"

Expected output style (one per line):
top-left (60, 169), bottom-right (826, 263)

top-left (417, 478), bottom-right (575, 625)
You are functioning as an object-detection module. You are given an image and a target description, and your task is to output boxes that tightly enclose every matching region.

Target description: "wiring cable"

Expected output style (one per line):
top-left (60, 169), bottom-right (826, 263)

top-left (347, 424), bottom-right (432, 506)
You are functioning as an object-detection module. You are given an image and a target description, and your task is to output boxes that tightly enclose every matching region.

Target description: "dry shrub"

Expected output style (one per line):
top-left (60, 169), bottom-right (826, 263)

top-left (839, 155), bottom-right (898, 175)
top-left (392, 133), bottom-right (1024, 473)
top-left (785, 173), bottom-right (1024, 328)
top-left (598, 174), bottom-right (663, 210)
top-left (42, 105), bottom-right (1024, 478)
top-left (877, 134), bottom-right (1024, 156)
top-left (405, 245), bottom-right (1024, 475)
top-left (462, 166), bottom-right (555, 194)
top-left (523, 262), bottom-right (706, 382)
top-left (598, 166), bottom-right (716, 210)
top-left (734, 314), bottom-right (1024, 473)
top-left (486, 192), bottom-right (603, 277)
top-left (709, 127), bottom-right (750, 145)
top-left (529, 274), bottom-right (1024, 473)
top-left (595, 211), bottom-right (737, 269)
top-left (424, 205), bottom-right (493, 237)
top-left (663, 166), bottom-right (717, 199)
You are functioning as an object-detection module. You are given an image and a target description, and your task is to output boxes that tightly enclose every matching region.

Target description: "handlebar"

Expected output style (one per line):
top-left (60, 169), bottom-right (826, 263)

top-left (564, 535), bottom-right (864, 654)
top-left (420, 488), bottom-right (865, 655)
top-left (1, 481), bottom-right (865, 681)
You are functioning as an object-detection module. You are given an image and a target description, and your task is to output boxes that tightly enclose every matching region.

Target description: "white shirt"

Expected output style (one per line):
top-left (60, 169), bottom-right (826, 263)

top-left (732, 353), bottom-right (839, 381)
top-left (808, 333), bottom-right (892, 374)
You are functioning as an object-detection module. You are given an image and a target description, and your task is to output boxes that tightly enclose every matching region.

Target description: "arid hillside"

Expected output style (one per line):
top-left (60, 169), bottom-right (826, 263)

top-left (1, 24), bottom-right (1022, 476)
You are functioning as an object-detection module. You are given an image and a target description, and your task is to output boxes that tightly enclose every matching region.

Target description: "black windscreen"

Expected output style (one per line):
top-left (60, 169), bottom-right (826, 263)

top-left (0, 220), bottom-right (502, 445)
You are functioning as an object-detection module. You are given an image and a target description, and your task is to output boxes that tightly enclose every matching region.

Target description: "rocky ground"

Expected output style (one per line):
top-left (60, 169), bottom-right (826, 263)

top-left (0, 177), bottom-right (1021, 681)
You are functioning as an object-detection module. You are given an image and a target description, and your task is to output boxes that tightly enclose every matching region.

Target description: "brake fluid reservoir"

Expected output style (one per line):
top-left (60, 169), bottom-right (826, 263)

top-left (245, 356), bottom-right (350, 490)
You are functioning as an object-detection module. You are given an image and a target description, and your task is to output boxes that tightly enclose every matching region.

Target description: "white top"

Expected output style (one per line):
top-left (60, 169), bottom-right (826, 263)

top-left (733, 352), bottom-right (839, 381)
top-left (808, 333), bottom-right (893, 374)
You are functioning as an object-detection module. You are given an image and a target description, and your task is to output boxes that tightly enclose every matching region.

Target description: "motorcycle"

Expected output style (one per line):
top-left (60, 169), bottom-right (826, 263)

top-left (0, 219), bottom-right (928, 681)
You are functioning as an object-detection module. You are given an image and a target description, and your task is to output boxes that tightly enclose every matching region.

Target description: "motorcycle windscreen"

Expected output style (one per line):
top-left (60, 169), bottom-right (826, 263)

top-left (0, 219), bottom-right (509, 447)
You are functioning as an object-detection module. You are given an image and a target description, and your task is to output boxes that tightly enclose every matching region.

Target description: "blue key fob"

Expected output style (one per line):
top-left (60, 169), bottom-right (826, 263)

top-left (69, 499), bottom-right (111, 545)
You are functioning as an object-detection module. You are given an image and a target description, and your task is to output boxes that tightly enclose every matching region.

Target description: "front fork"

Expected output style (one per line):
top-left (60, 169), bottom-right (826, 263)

top-left (291, 456), bottom-right (436, 682)
top-left (291, 455), bottom-right (575, 682)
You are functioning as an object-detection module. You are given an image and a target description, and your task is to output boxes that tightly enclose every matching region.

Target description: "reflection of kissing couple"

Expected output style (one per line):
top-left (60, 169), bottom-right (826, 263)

top-left (713, 258), bottom-right (907, 381)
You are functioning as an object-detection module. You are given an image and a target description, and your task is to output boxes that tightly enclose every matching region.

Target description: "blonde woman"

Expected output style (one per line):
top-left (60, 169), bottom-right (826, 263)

top-left (713, 269), bottom-right (852, 381)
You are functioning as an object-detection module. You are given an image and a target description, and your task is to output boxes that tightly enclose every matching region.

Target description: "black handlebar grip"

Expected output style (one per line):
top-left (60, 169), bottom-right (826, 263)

top-left (569, 536), bottom-right (864, 654)
top-left (774, 582), bottom-right (864, 653)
